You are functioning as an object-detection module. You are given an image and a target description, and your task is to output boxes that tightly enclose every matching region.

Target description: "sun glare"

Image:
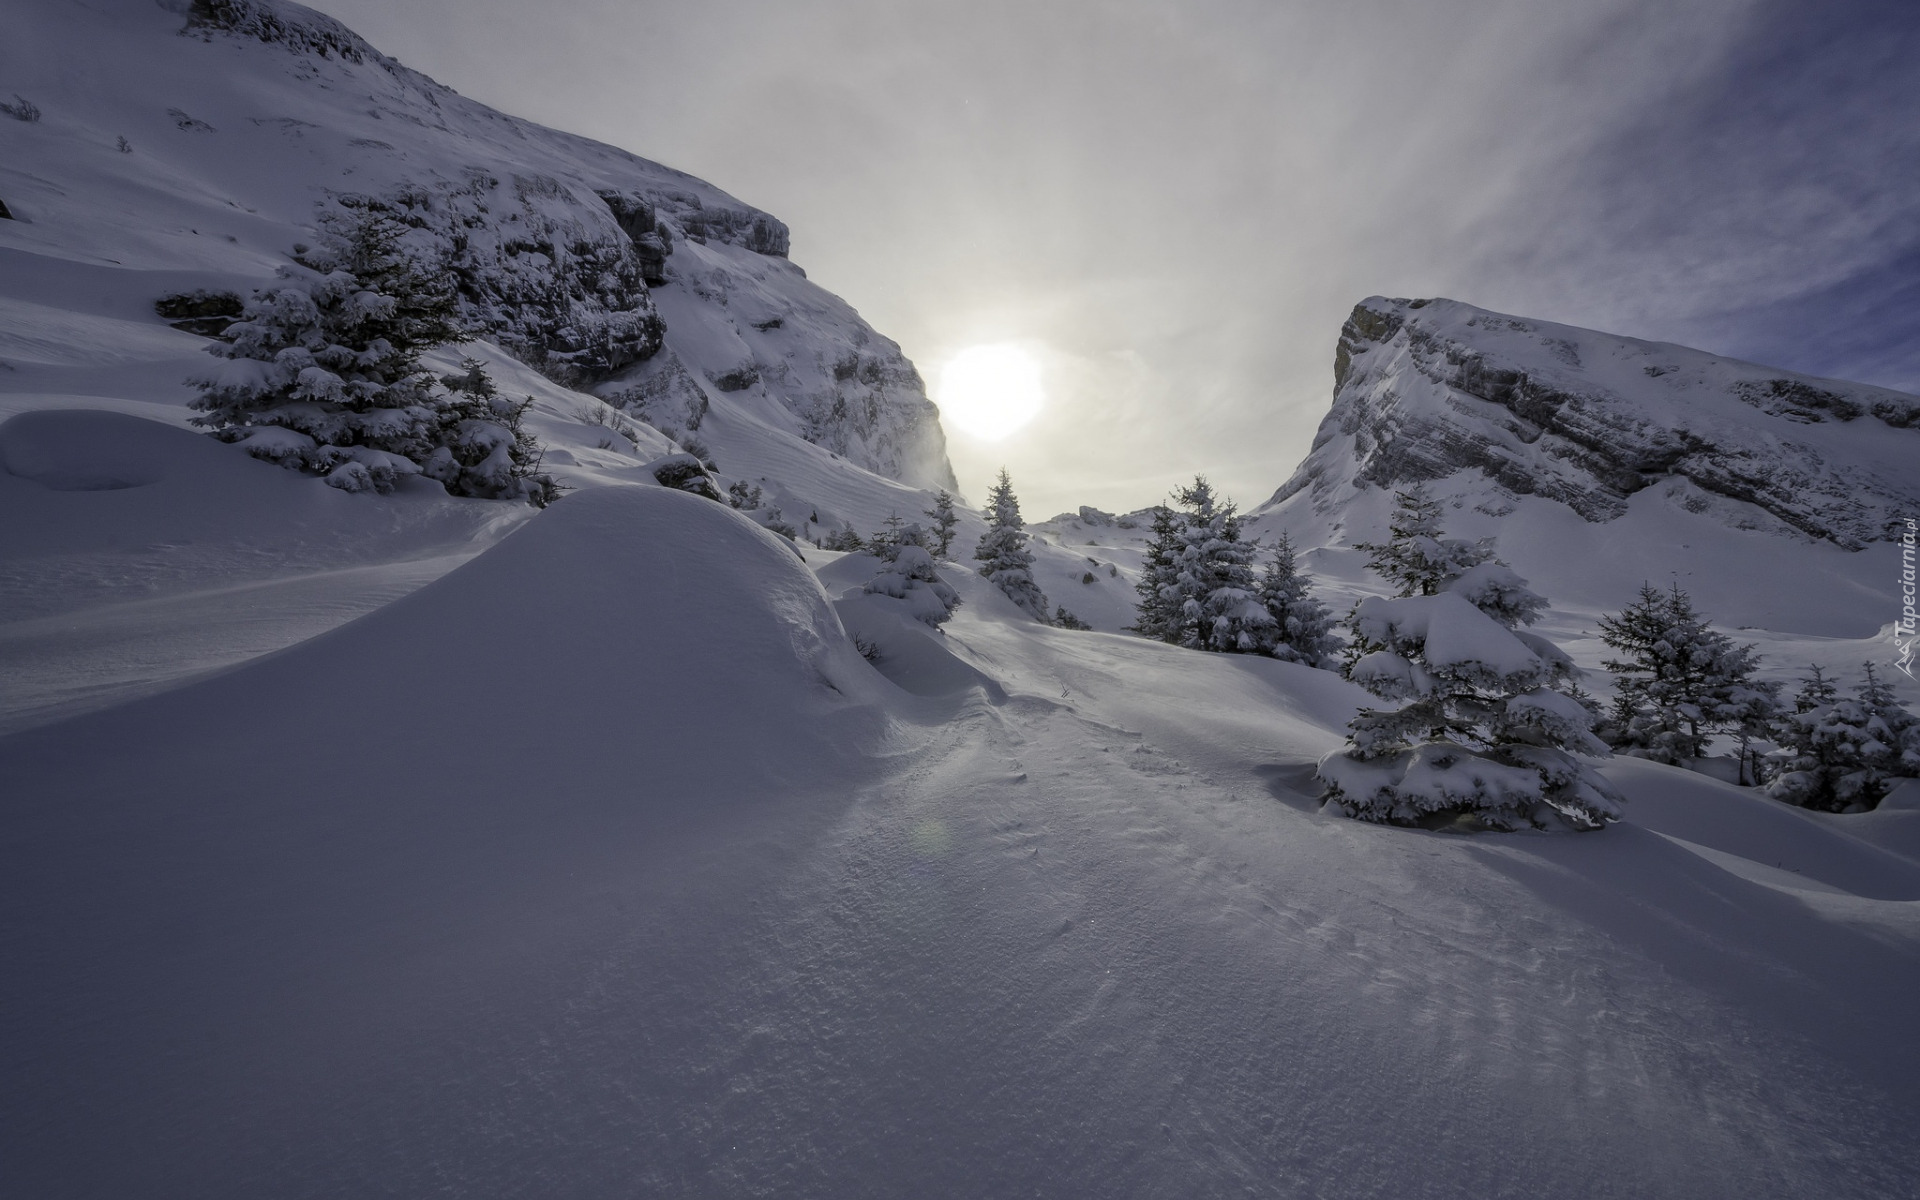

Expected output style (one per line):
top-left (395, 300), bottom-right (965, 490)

top-left (937, 344), bottom-right (1044, 440)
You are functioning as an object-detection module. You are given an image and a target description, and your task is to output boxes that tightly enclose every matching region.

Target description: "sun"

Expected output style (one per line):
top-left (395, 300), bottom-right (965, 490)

top-left (936, 344), bottom-right (1044, 440)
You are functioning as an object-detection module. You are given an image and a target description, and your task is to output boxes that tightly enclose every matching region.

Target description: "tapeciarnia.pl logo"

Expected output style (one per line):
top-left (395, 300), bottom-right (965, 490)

top-left (1898, 517), bottom-right (1917, 679)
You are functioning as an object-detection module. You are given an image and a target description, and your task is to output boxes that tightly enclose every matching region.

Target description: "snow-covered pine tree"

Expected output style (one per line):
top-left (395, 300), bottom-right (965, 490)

top-left (1318, 589), bottom-right (1622, 831)
top-left (866, 522), bottom-right (961, 627)
top-left (1347, 484), bottom-right (1545, 629)
top-left (869, 512), bottom-right (909, 558)
top-left (430, 359), bottom-right (561, 506)
top-left (190, 204), bottom-right (469, 493)
top-left (1857, 663), bottom-right (1920, 797)
top-left (1353, 484), bottom-right (1492, 598)
top-left (1131, 504), bottom-right (1184, 642)
top-left (1598, 583), bottom-right (1776, 767)
top-left (1255, 533), bottom-right (1341, 667)
top-left (1166, 477), bottom-right (1272, 652)
top-left (1053, 606), bottom-right (1092, 631)
top-left (974, 469), bottom-right (1050, 621)
top-left (1771, 664), bottom-right (1920, 810)
top-left (924, 489), bottom-right (959, 559)
top-left (1322, 489), bottom-right (1613, 829)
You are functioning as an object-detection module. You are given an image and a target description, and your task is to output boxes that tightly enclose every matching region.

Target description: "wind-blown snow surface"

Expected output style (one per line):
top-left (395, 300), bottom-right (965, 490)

top-left (5, 483), bottom-right (1920, 1197)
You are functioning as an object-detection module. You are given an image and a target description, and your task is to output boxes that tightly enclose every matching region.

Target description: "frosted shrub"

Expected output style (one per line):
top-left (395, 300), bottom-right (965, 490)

top-left (867, 524), bottom-right (961, 627)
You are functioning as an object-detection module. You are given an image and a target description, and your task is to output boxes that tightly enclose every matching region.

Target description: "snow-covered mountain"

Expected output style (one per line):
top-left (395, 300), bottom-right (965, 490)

top-left (1249, 296), bottom-right (1920, 639)
top-left (0, 0), bottom-right (954, 494)
top-left (1274, 296), bottom-right (1917, 550)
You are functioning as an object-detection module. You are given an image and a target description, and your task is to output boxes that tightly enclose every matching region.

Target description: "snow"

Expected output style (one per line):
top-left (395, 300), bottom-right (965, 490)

top-left (2, 1), bottom-right (1918, 1194)
top-left (6, 482), bottom-right (1918, 1194)
top-left (1354, 591), bottom-right (1546, 680)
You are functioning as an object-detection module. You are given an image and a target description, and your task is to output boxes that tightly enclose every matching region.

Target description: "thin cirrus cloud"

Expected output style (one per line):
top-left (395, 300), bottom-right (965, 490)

top-left (309, 0), bottom-right (1919, 515)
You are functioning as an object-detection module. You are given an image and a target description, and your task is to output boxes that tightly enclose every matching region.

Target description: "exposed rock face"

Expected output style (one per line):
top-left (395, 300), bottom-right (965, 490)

top-left (154, 290), bottom-right (245, 336)
top-left (1276, 296), bottom-right (1920, 549)
top-left (342, 175), bottom-right (666, 388)
top-left (183, 0), bottom-right (373, 61)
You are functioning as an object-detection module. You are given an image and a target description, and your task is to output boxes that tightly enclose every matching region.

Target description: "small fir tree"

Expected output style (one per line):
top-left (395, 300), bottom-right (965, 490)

top-left (1353, 484), bottom-right (1492, 598)
top-left (866, 522), bottom-right (960, 627)
top-left (1856, 663), bottom-right (1920, 792)
top-left (1255, 534), bottom-right (1341, 668)
top-left (1771, 664), bottom-right (1920, 810)
top-left (1052, 606), bottom-right (1092, 631)
top-left (869, 512), bottom-right (909, 558)
top-left (1318, 590), bottom-right (1622, 831)
top-left (924, 489), bottom-right (959, 558)
top-left (429, 359), bottom-right (561, 506)
top-left (974, 469), bottom-right (1051, 621)
top-left (1131, 504), bottom-right (1185, 642)
top-left (1167, 477), bottom-right (1273, 652)
top-left (1322, 498), bottom-right (1614, 830)
top-left (1599, 583), bottom-right (1777, 766)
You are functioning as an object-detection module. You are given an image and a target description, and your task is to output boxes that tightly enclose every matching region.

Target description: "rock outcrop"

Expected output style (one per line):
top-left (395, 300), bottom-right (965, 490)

top-left (1274, 296), bottom-right (1920, 549)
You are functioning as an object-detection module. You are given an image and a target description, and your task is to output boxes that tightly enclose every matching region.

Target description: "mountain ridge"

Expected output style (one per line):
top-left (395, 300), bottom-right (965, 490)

top-left (1271, 295), bottom-right (1920, 551)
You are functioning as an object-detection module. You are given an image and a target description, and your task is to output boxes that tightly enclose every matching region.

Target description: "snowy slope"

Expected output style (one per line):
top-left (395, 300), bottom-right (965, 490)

top-left (4, 492), bottom-right (1919, 1196)
top-left (0, 0), bottom-right (952, 490)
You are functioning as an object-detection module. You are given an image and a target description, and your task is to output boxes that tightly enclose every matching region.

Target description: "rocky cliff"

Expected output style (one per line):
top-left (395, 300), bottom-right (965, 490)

top-left (1271, 296), bottom-right (1920, 550)
top-left (0, 0), bottom-right (952, 491)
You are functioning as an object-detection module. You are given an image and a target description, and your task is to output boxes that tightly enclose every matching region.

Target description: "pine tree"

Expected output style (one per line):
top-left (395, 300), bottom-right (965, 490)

top-left (1857, 663), bottom-right (1920, 793)
top-left (1255, 534), bottom-right (1341, 668)
top-left (1131, 504), bottom-right (1184, 642)
top-left (1164, 477), bottom-right (1272, 652)
top-left (1353, 484), bottom-right (1492, 598)
top-left (869, 512), bottom-right (909, 558)
top-left (430, 359), bottom-right (561, 506)
top-left (189, 207), bottom-right (550, 503)
top-left (866, 522), bottom-right (960, 627)
top-left (1318, 589), bottom-right (1622, 831)
top-left (1350, 484), bottom-right (1544, 627)
top-left (973, 469), bottom-right (1050, 621)
top-left (1775, 664), bottom-right (1920, 810)
top-left (1052, 606), bottom-right (1092, 631)
top-left (924, 489), bottom-right (959, 559)
top-left (1599, 583), bottom-right (1777, 766)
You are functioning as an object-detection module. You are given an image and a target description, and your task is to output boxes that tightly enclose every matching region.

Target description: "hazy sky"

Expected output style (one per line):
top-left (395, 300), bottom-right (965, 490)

top-left (309, 0), bottom-right (1919, 515)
